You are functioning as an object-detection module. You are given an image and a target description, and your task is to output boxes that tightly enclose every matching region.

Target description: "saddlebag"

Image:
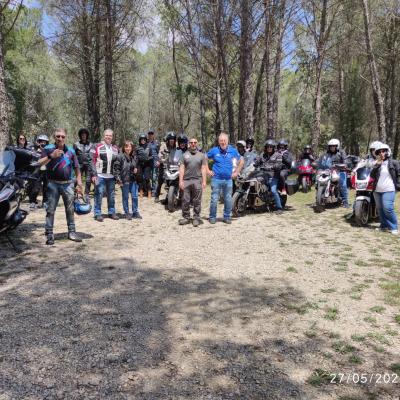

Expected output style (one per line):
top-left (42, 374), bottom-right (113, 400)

top-left (286, 179), bottom-right (299, 196)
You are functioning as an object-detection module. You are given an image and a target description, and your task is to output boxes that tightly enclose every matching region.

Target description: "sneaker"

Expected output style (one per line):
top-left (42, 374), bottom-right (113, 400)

top-left (132, 212), bottom-right (142, 219)
top-left (223, 218), bottom-right (232, 224)
top-left (179, 218), bottom-right (191, 225)
top-left (375, 227), bottom-right (388, 232)
top-left (126, 214), bottom-right (132, 220)
top-left (342, 203), bottom-right (350, 209)
top-left (46, 234), bottom-right (55, 245)
top-left (95, 215), bottom-right (104, 222)
top-left (275, 209), bottom-right (283, 215)
top-left (42, 202), bottom-right (48, 210)
top-left (193, 218), bottom-right (201, 227)
top-left (29, 203), bottom-right (36, 210)
top-left (68, 232), bottom-right (82, 242)
top-left (154, 197), bottom-right (160, 203)
top-left (390, 230), bottom-right (399, 236)
top-left (209, 218), bottom-right (216, 224)
top-left (109, 214), bottom-right (119, 220)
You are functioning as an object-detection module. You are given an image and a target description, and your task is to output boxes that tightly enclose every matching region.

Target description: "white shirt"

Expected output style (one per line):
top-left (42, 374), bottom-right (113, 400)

top-left (98, 143), bottom-right (114, 179)
top-left (375, 160), bottom-right (395, 193)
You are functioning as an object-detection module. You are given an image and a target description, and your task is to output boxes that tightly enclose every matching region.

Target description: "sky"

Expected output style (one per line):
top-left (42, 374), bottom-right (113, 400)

top-left (25, 0), bottom-right (150, 53)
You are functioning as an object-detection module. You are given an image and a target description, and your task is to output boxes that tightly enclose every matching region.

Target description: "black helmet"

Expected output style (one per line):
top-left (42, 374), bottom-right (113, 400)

top-left (138, 133), bottom-right (147, 142)
top-left (264, 139), bottom-right (276, 148)
top-left (304, 145), bottom-right (311, 150)
top-left (178, 134), bottom-right (188, 145)
top-left (246, 137), bottom-right (255, 145)
top-left (166, 131), bottom-right (176, 141)
top-left (277, 139), bottom-right (288, 147)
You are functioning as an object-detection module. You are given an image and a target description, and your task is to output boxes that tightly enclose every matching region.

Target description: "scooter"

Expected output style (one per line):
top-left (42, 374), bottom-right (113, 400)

top-left (297, 159), bottom-right (315, 193)
top-left (351, 160), bottom-right (377, 226)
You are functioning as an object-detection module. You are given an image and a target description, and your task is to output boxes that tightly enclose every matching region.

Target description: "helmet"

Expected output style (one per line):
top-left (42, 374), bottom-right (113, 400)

top-left (78, 128), bottom-right (90, 138)
top-left (74, 195), bottom-right (92, 215)
top-left (369, 141), bottom-right (382, 151)
top-left (277, 139), bottom-right (288, 147)
top-left (264, 139), bottom-right (276, 148)
top-left (327, 138), bottom-right (340, 148)
top-left (37, 134), bottom-right (49, 143)
top-left (304, 145), bottom-right (312, 150)
top-left (177, 134), bottom-right (188, 145)
top-left (166, 131), bottom-right (176, 141)
top-left (237, 140), bottom-right (246, 147)
top-left (138, 133), bottom-right (147, 142)
top-left (374, 142), bottom-right (390, 156)
top-left (246, 137), bottom-right (254, 145)
top-left (147, 128), bottom-right (155, 134)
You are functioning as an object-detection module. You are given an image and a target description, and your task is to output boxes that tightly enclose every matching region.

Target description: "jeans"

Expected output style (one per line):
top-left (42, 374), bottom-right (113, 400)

top-left (151, 165), bottom-right (158, 195)
top-left (94, 177), bottom-right (116, 216)
top-left (80, 164), bottom-right (92, 196)
top-left (209, 178), bottom-right (232, 220)
top-left (45, 181), bottom-right (75, 235)
top-left (121, 182), bottom-right (139, 215)
top-left (373, 191), bottom-right (398, 231)
top-left (339, 171), bottom-right (349, 206)
top-left (267, 176), bottom-right (282, 210)
top-left (182, 179), bottom-right (202, 219)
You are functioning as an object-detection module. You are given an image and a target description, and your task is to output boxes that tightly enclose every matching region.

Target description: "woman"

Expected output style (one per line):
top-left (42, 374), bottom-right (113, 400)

top-left (113, 140), bottom-right (142, 220)
top-left (371, 143), bottom-right (400, 235)
top-left (17, 133), bottom-right (28, 149)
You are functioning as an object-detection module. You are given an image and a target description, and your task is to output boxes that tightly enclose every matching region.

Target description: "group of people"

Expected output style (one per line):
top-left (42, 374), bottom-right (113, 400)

top-left (16, 126), bottom-right (400, 244)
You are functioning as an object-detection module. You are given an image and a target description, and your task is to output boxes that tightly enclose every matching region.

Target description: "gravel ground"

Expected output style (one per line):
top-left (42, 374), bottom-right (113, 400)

top-left (0, 188), bottom-right (399, 400)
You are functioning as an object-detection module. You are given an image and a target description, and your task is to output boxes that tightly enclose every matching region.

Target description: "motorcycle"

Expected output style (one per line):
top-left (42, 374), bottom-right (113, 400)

top-left (350, 160), bottom-right (377, 226)
top-left (297, 159), bottom-right (315, 193)
top-left (163, 150), bottom-right (183, 212)
top-left (0, 146), bottom-right (39, 236)
top-left (232, 165), bottom-right (298, 217)
top-left (315, 164), bottom-right (347, 211)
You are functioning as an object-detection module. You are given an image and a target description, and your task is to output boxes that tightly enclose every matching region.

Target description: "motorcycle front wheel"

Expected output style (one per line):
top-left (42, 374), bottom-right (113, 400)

top-left (301, 176), bottom-right (309, 193)
top-left (232, 191), bottom-right (248, 217)
top-left (354, 199), bottom-right (369, 226)
top-left (167, 185), bottom-right (178, 212)
top-left (315, 185), bottom-right (325, 212)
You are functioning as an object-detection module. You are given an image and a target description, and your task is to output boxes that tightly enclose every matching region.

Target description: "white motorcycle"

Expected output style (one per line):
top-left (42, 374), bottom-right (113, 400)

top-left (163, 150), bottom-right (183, 212)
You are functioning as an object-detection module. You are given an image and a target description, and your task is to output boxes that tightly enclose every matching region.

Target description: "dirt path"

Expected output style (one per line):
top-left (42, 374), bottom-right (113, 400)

top-left (0, 190), bottom-right (399, 399)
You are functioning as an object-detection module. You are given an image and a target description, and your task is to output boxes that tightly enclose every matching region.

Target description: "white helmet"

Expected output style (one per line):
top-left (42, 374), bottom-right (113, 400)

top-left (374, 142), bottom-right (390, 156)
top-left (237, 140), bottom-right (246, 147)
top-left (369, 140), bottom-right (382, 151)
top-left (327, 138), bottom-right (340, 148)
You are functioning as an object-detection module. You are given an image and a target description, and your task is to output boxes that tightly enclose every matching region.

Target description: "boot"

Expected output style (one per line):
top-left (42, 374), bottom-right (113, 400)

top-left (46, 234), bottom-right (55, 245)
top-left (68, 232), bottom-right (82, 242)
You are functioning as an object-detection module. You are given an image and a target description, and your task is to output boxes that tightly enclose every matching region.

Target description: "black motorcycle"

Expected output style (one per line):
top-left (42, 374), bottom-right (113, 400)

top-left (232, 165), bottom-right (298, 217)
top-left (0, 146), bottom-right (39, 239)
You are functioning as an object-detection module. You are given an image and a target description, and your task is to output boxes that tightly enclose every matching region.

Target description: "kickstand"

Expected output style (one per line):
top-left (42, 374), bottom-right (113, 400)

top-left (5, 233), bottom-right (20, 253)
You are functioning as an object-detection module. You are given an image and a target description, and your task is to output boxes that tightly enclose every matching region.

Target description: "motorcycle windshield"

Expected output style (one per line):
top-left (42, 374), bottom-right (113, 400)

top-left (0, 151), bottom-right (16, 177)
top-left (356, 167), bottom-right (371, 180)
top-left (300, 159), bottom-right (311, 167)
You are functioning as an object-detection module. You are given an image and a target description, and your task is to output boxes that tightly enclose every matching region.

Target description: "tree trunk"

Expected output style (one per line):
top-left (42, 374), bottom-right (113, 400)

top-left (312, 60), bottom-right (323, 150)
top-left (264, 0), bottom-right (274, 138)
top-left (0, 26), bottom-right (9, 150)
top-left (237, 0), bottom-right (253, 140)
top-left (172, 29), bottom-right (183, 132)
top-left (104, 0), bottom-right (115, 130)
top-left (361, 0), bottom-right (386, 141)
top-left (214, 0), bottom-right (235, 142)
top-left (253, 48), bottom-right (267, 134)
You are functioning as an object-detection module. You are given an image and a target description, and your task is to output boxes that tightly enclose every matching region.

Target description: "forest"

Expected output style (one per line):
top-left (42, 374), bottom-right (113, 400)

top-left (0, 0), bottom-right (399, 156)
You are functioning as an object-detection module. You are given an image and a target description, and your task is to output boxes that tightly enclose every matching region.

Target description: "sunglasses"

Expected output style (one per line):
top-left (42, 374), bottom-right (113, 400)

top-left (18, 137), bottom-right (25, 140)
top-left (189, 141), bottom-right (197, 144)
top-left (56, 135), bottom-right (66, 139)
top-left (378, 149), bottom-right (388, 153)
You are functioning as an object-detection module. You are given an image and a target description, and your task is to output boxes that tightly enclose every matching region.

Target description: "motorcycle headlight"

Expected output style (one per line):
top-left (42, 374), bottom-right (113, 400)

top-left (356, 182), bottom-right (367, 190)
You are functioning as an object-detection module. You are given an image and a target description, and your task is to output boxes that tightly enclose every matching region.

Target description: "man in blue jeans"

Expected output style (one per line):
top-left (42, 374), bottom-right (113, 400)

top-left (206, 132), bottom-right (243, 224)
top-left (38, 128), bottom-right (83, 245)
top-left (90, 129), bottom-right (120, 221)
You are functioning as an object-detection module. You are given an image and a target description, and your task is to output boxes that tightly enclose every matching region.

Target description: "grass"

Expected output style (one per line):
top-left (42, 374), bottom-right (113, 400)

top-left (324, 307), bottom-right (339, 320)
top-left (307, 369), bottom-right (332, 386)
top-left (367, 332), bottom-right (390, 345)
top-left (354, 260), bottom-right (368, 267)
top-left (364, 316), bottom-right (378, 326)
top-left (369, 305), bottom-right (385, 313)
top-left (332, 341), bottom-right (356, 354)
top-left (334, 266), bottom-right (348, 272)
top-left (379, 281), bottom-right (400, 305)
top-left (395, 315), bottom-right (400, 324)
top-left (351, 334), bottom-right (366, 342)
top-left (390, 363), bottom-right (400, 373)
top-left (286, 266), bottom-right (298, 273)
top-left (305, 260), bottom-right (314, 266)
top-left (320, 288), bottom-right (336, 294)
top-left (348, 354), bottom-right (363, 364)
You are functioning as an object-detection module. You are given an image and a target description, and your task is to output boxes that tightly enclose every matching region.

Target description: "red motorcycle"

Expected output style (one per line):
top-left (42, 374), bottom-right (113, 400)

top-left (297, 159), bottom-right (315, 193)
